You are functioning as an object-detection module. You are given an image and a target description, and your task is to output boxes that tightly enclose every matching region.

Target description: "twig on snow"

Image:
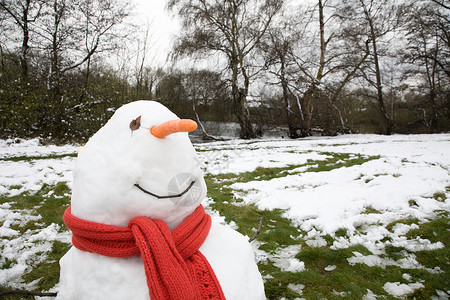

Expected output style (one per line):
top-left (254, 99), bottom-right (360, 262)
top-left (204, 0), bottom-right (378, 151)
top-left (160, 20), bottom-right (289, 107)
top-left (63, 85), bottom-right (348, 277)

top-left (0, 289), bottom-right (57, 297)
top-left (248, 216), bottom-right (265, 242)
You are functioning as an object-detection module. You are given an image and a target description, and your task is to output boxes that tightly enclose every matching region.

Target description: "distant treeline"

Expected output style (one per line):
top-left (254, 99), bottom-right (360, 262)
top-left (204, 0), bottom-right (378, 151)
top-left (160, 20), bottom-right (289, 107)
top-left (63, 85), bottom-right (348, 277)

top-left (0, 0), bottom-right (449, 143)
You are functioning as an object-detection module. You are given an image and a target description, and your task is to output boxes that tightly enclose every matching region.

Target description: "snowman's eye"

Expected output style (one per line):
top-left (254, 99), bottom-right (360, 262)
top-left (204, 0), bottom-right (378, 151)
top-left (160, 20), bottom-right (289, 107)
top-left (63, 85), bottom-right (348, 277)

top-left (130, 116), bottom-right (141, 131)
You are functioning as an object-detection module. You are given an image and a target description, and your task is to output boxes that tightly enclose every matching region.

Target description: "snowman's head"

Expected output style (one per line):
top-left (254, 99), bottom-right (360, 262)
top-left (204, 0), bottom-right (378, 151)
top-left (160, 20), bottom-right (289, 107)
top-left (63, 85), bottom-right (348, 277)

top-left (70, 101), bottom-right (206, 229)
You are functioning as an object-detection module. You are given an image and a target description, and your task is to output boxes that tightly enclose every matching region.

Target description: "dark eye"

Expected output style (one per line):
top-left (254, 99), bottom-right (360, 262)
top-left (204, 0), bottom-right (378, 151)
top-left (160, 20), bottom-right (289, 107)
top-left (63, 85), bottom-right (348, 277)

top-left (130, 116), bottom-right (141, 131)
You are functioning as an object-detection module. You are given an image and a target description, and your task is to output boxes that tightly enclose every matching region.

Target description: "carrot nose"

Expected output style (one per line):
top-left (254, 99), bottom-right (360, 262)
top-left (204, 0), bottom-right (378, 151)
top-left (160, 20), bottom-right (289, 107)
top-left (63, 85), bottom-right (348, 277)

top-left (150, 119), bottom-right (197, 139)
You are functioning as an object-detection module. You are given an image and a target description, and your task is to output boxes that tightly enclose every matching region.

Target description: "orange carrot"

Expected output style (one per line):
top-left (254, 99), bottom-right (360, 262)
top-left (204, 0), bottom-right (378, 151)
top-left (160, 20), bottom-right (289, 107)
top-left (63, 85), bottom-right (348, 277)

top-left (150, 119), bottom-right (197, 138)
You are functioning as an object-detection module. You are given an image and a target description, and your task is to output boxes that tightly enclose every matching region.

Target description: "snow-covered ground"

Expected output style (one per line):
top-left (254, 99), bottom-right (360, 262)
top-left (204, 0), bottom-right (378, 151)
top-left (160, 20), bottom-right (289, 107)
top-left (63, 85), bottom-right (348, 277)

top-left (0, 139), bottom-right (77, 197)
top-left (198, 134), bottom-right (450, 298)
top-left (201, 134), bottom-right (449, 232)
top-left (0, 134), bottom-right (449, 298)
top-left (0, 139), bottom-right (76, 290)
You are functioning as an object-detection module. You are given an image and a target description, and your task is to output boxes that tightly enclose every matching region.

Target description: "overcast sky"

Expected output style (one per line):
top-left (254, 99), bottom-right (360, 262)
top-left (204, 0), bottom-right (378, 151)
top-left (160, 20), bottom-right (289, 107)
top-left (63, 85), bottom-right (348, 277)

top-left (132, 0), bottom-right (180, 66)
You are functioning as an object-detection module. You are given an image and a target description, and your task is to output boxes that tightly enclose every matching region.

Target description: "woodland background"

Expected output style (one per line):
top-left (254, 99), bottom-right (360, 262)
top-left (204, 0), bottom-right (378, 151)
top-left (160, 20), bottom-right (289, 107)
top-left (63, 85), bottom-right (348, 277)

top-left (0, 0), bottom-right (449, 143)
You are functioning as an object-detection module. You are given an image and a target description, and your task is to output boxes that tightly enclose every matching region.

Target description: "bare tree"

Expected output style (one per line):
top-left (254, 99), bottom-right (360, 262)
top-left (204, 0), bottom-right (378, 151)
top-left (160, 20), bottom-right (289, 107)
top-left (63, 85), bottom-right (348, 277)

top-left (168, 0), bottom-right (283, 139)
top-left (262, 0), bottom-right (369, 137)
top-left (402, 0), bottom-right (450, 132)
top-left (134, 22), bottom-right (158, 100)
top-left (340, 0), bottom-right (406, 135)
top-left (430, 0), bottom-right (450, 10)
top-left (34, 0), bottom-right (130, 135)
top-left (261, 15), bottom-right (305, 138)
top-left (0, 0), bottom-right (43, 81)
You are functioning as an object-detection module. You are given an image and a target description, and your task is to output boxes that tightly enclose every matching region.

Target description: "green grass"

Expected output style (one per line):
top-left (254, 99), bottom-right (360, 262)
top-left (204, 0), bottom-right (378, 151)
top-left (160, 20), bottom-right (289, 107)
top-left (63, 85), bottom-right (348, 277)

top-left (257, 216), bottom-right (449, 299)
top-left (385, 218), bottom-right (421, 232)
top-left (432, 191), bottom-right (447, 202)
top-left (361, 206), bottom-right (382, 214)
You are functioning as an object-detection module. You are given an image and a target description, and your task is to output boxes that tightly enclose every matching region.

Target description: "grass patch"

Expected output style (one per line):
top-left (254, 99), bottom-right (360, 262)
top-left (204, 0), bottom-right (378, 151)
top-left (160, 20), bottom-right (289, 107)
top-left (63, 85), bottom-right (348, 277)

top-left (35, 183), bottom-right (71, 226)
top-left (384, 245), bottom-right (407, 260)
top-left (305, 152), bottom-right (380, 173)
top-left (432, 192), bottom-right (447, 202)
top-left (361, 206), bottom-right (382, 214)
top-left (402, 214), bottom-right (450, 298)
top-left (334, 227), bottom-right (349, 238)
top-left (385, 218), bottom-right (421, 232)
top-left (295, 245), bottom-right (352, 272)
top-left (381, 213), bottom-right (450, 298)
top-left (406, 212), bottom-right (449, 244)
top-left (260, 242), bottom-right (409, 299)
top-left (9, 185), bottom-right (23, 190)
top-left (205, 151), bottom-right (379, 185)
top-left (0, 242), bottom-right (68, 299)
top-left (210, 165), bottom-right (304, 184)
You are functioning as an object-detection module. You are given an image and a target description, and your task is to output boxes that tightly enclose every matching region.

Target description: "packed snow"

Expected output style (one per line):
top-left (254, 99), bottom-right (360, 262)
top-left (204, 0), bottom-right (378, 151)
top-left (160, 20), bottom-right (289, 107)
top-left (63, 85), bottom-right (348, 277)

top-left (0, 133), bottom-right (449, 298)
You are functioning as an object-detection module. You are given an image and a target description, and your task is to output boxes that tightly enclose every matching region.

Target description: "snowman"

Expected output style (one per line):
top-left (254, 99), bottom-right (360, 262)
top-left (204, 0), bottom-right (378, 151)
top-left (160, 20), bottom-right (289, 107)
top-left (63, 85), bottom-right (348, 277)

top-left (57, 100), bottom-right (265, 299)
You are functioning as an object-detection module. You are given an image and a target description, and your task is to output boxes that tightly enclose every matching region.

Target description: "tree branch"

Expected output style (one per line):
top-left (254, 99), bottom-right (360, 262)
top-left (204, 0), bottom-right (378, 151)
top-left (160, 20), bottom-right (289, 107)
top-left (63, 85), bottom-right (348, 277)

top-left (0, 289), bottom-right (57, 297)
top-left (248, 216), bottom-right (265, 242)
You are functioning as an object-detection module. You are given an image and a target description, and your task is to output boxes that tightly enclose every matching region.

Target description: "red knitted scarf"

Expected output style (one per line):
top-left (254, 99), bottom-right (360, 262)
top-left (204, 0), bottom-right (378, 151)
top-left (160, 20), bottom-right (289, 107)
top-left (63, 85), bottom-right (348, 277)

top-left (63, 205), bottom-right (226, 300)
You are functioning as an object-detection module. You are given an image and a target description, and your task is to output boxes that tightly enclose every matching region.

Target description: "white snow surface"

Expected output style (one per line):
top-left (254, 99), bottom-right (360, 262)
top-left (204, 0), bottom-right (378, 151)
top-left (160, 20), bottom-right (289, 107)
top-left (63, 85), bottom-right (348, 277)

top-left (383, 281), bottom-right (425, 298)
top-left (0, 133), bottom-right (449, 297)
top-left (0, 139), bottom-right (77, 196)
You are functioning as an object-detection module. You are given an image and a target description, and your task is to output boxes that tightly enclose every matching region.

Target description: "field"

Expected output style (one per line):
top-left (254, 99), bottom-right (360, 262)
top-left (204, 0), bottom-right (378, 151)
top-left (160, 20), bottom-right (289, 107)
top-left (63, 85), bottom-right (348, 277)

top-left (0, 134), bottom-right (449, 299)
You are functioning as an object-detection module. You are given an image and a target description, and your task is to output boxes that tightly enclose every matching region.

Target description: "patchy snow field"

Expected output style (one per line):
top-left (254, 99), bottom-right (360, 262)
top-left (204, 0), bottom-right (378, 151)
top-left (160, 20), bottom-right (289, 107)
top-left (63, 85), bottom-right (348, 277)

top-left (201, 134), bottom-right (449, 234)
top-left (198, 134), bottom-right (449, 298)
top-left (0, 134), bottom-right (449, 298)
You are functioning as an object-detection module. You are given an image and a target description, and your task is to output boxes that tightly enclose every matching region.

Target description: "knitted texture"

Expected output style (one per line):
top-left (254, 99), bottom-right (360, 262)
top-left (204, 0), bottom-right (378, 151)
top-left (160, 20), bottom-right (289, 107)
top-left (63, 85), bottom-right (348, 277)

top-left (63, 205), bottom-right (226, 300)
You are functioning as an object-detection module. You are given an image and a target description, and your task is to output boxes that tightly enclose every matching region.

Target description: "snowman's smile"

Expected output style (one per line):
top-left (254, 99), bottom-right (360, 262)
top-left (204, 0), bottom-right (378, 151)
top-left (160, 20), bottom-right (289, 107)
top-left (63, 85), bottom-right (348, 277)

top-left (134, 181), bottom-right (196, 199)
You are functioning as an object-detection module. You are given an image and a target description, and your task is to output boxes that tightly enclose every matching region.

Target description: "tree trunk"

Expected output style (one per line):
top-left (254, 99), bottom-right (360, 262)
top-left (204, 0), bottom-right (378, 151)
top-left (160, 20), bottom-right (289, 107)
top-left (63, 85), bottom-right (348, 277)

top-left (300, 87), bottom-right (315, 137)
top-left (230, 56), bottom-right (255, 139)
top-left (299, 0), bottom-right (326, 138)
top-left (0, 42), bottom-right (5, 70)
top-left (20, 15), bottom-right (30, 82)
top-left (233, 87), bottom-right (255, 139)
top-left (285, 93), bottom-right (301, 139)
top-left (78, 56), bottom-right (91, 104)
top-left (425, 41), bottom-right (439, 133)
top-left (366, 2), bottom-right (391, 135)
top-left (279, 53), bottom-right (301, 138)
top-left (48, 0), bottom-right (66, 139)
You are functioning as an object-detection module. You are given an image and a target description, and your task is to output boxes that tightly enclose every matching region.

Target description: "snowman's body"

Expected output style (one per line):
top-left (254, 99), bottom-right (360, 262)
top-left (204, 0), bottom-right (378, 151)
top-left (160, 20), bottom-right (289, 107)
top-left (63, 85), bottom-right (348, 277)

top-left (58, 223), bottom-right (264, 299)
top-left (57, 101), bottom-right (265, 299)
